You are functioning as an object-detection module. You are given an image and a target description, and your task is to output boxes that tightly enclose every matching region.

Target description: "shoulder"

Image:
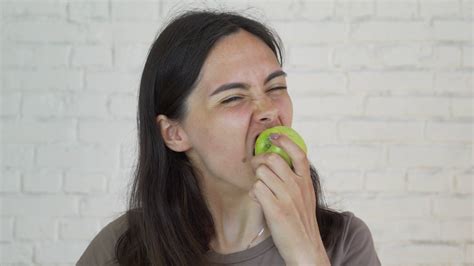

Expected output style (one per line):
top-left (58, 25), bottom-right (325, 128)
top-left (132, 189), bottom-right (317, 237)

top-left (331, 211), bottom-right (381, 266)
top-left (340, 211), bottom-right (372, 243)
top-left (77, 213), bottom-right (128, 266)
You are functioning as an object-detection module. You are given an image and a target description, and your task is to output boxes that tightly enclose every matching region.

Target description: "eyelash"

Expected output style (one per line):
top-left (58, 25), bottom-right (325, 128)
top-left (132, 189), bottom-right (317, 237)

top-left (221, 86), bottom-right (287, 104)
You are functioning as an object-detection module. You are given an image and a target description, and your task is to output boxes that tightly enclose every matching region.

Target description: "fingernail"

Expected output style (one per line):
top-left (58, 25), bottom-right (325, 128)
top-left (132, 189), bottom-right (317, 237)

top-left (270, 133), bottom-right (280, 140)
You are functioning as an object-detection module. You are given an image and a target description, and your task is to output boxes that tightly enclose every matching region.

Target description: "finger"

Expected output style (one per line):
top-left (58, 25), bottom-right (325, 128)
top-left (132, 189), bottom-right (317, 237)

top-left (251, 153), bottom-right (293, 183)
top-left (255, 164), bottom-right (290, 201)
top-left (252, 179), bottom-right (278, 217)
top-left (270, 134), bottom-right (310, 178)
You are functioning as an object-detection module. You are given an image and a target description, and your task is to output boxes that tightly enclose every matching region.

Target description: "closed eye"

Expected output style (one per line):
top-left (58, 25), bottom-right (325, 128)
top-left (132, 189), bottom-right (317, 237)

top-left (221, 96), bottom-right (243, 104)
top-left (268, 86), bottom-right (287, 92)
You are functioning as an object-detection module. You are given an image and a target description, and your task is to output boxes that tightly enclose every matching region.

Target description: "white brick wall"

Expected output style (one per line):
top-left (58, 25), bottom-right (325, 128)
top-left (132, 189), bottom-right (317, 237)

top-left (1, 0), bottom-right (472, 265)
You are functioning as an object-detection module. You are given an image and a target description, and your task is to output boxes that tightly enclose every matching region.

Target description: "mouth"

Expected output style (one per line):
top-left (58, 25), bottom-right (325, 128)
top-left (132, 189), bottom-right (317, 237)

top-left (251, 133), bottom-right (261, 156)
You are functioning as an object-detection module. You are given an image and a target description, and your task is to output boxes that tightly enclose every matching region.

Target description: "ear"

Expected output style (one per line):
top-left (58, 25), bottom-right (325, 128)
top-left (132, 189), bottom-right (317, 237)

top-left (156, 114), bottom-right (191, 152)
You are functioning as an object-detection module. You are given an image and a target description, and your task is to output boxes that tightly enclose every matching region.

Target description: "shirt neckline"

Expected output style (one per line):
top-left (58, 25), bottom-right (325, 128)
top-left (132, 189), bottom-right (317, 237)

top-left (205, 235), bottom-right (275, 263)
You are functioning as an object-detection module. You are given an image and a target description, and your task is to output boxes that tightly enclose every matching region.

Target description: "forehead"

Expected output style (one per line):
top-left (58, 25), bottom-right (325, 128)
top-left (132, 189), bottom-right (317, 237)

top-left (195, 30), bottom-right (281, 93)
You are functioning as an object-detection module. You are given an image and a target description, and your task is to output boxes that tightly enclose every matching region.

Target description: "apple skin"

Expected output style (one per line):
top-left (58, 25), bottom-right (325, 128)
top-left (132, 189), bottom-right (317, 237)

top-left (254, 126), bottom-right (307, 167)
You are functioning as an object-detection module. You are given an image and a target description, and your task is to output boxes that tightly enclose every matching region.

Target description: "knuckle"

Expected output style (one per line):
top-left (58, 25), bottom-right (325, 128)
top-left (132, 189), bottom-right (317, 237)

top-left (267, 153), bottom-right (280, 163)
top-left (256, 165), bottom-right (266, 176)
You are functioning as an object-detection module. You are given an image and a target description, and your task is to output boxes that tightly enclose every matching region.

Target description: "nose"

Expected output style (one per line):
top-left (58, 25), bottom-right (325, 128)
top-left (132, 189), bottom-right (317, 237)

top-left (252, 96), bottom-right (278, 125)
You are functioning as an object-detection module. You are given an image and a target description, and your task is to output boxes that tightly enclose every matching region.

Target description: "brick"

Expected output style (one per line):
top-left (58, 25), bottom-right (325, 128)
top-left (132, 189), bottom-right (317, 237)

top-left (312, 144), bottom-right (383, 169)
top-left (37, 144), bottom-right (119, 170)
top-left (0, 243), bottom-right (33, 264)
top-left (3, 21), bottom-right (85, 43)
top-left (366, 97), bottom-right (450, 118)
top-left (349, 71), bottom-right (433, 94)
top-left (79, 195), bottom-right (126, 216)
top-left (289, 45), bottom-right (332, 69)
top-left (2, 144), bottom-right (34, 168)
top-left (22, 92), bottom-right (109, 118)
top-left (59, 218), bottom-right (100, 240)
top-left (378, 243), bottom-right (464, 264)
top-left (0, 168), bottom-right (21, 192)
top-left (322, 170), bottom-right (364, 192)
top-left (292, 120), bottom-right (338, 144)
top-left (84, 22), bottom-right (158, 44)
top-left (389, 145), bottom-right (470, 167)
top-left (451, 97), bottom-right (473, 118)
top-left (35, 241), bottom-right (89, 264)
top-left (23, 168), bottom-right (62, 193)
top-left (3, 118), bottom-right (76, 144)
top-left (419, 45), bottom-right (462, 68)
top-left (114, 43), bottom-right (149, 71)
top-left (419, 0), bottom-right (462, 18)
top-left (109, 94), bottom-right (137, 119)
top-left (345, 197), bottom-right (431, 219)
top-left (333, 44), bottom-right (376, 69)
top-left (339, 120), bottom-right (424, 142)
top-left (108, 168), bottom-right (133, 194)
top-left (68, 1), bottom-right (109, 22)
top-left (1, 195), bottom-right (78, 216)
top-left (407, 168), bottom-right (453, 192)
top-left (1, 218), bottom-right (14, 241)
top-left (454, 172), bottom-right (473, 194)
top-left (71, 44), bottom-right (113, 68)
top-left (120, 132), bottom-right (138, 168)
top-left (293, 96), bottom-right (364, 118)
top-left (466, 243), bottom-right (474, 263)
top-left (365, 168), bottom-right (405, 191)
top-left (300, 1), bottom-right (335, 20)
top-left (63, 171), bottom-right (107, 193)
top-left (462, 0), bottom-right (474, 19)
top-left (0, 92), bottom-right (21, 117)
top-left (351, 21), bottom-right (431, 42)
top-left (286, 71), bottom-right (346, 95)
top-left (2, 1), bottom-right (67, 19)
top-left (463, 45), bottom-right (473, 67)
top-left (78, 119), bottom-right (135, 144)
top-left (433, 197), bottom-right (473, 218)
top-left (2, 44), bottom-right (70, 68)
top-left (334, 0), bottom-right (374, 18)
top-left (376, 0), bottom-right (418, 19)
top-left (434, 21), bottom-right (472, 41)
top-left (434, 71), bottom-right (473, 94)
top-left (111, 1), bottom-right (160, 21)
top-left (426, 121), bottom-right (472, 142)
top-left (368, 218), bottom-right (440, 241)
top-left (3, 69), bottom-right (83, 91)
top-left (85, 71), bottom-right (139, 92)
top-left (16, 217), bottom-right (56, 240)
top-left (274, 22), bottom-right (349, 44)
top-left (386, 44), bottom-right (461, 68)
top-left (377, 44), bottom-right (422, 67)
top-left (440, 220), bottom-right (473, 241)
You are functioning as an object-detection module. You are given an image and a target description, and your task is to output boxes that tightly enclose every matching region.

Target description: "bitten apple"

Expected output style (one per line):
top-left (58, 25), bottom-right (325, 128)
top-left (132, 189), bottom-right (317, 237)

top-left (254, 126), bottom-right (307, 167)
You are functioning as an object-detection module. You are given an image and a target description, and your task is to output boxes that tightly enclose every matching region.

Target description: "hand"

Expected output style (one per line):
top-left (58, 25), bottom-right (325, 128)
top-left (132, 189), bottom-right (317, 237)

top-left (250, 133), bottom-right (330, 265)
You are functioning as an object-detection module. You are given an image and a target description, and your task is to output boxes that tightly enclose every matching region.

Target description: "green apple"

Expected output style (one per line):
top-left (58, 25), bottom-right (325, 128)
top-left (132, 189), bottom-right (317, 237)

top-left (254, 126), bottom-right (307, 167)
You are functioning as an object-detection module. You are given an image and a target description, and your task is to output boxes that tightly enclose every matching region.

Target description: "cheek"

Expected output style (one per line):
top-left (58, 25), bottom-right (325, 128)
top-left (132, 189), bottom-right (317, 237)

top-left (276, 95), bottom-right (293, 126)
top-left (192, 107), bottom-right (250, 151)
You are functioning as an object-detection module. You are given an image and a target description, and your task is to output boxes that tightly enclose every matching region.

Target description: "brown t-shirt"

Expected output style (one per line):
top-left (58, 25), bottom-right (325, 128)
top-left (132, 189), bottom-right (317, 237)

top-left (77, 211), bottom-right (381, 266)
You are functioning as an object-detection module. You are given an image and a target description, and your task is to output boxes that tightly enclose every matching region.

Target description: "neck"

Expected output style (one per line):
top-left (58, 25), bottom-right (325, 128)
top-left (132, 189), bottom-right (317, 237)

top-left (202, 178), bottom-right (270, 254)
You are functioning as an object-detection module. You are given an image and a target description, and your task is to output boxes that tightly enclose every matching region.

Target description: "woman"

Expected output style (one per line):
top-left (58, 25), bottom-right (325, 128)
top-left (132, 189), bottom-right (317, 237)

top-left (77, 10), bottom-right (380, 266)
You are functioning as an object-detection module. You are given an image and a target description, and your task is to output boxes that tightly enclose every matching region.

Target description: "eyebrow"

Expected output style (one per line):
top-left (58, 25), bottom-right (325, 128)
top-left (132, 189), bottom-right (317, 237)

top-left (209, 70), bottom-right (287, 97)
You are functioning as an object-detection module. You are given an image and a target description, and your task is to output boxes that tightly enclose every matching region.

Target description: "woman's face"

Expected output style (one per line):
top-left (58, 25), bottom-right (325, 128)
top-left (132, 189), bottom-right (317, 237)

top-left (181, 30), bottom-right (293, 191)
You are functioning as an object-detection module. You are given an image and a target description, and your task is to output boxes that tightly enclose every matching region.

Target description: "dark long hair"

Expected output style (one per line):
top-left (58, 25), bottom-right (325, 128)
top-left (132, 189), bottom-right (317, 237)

top-left (115, 10), bottom-right (344, 266)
